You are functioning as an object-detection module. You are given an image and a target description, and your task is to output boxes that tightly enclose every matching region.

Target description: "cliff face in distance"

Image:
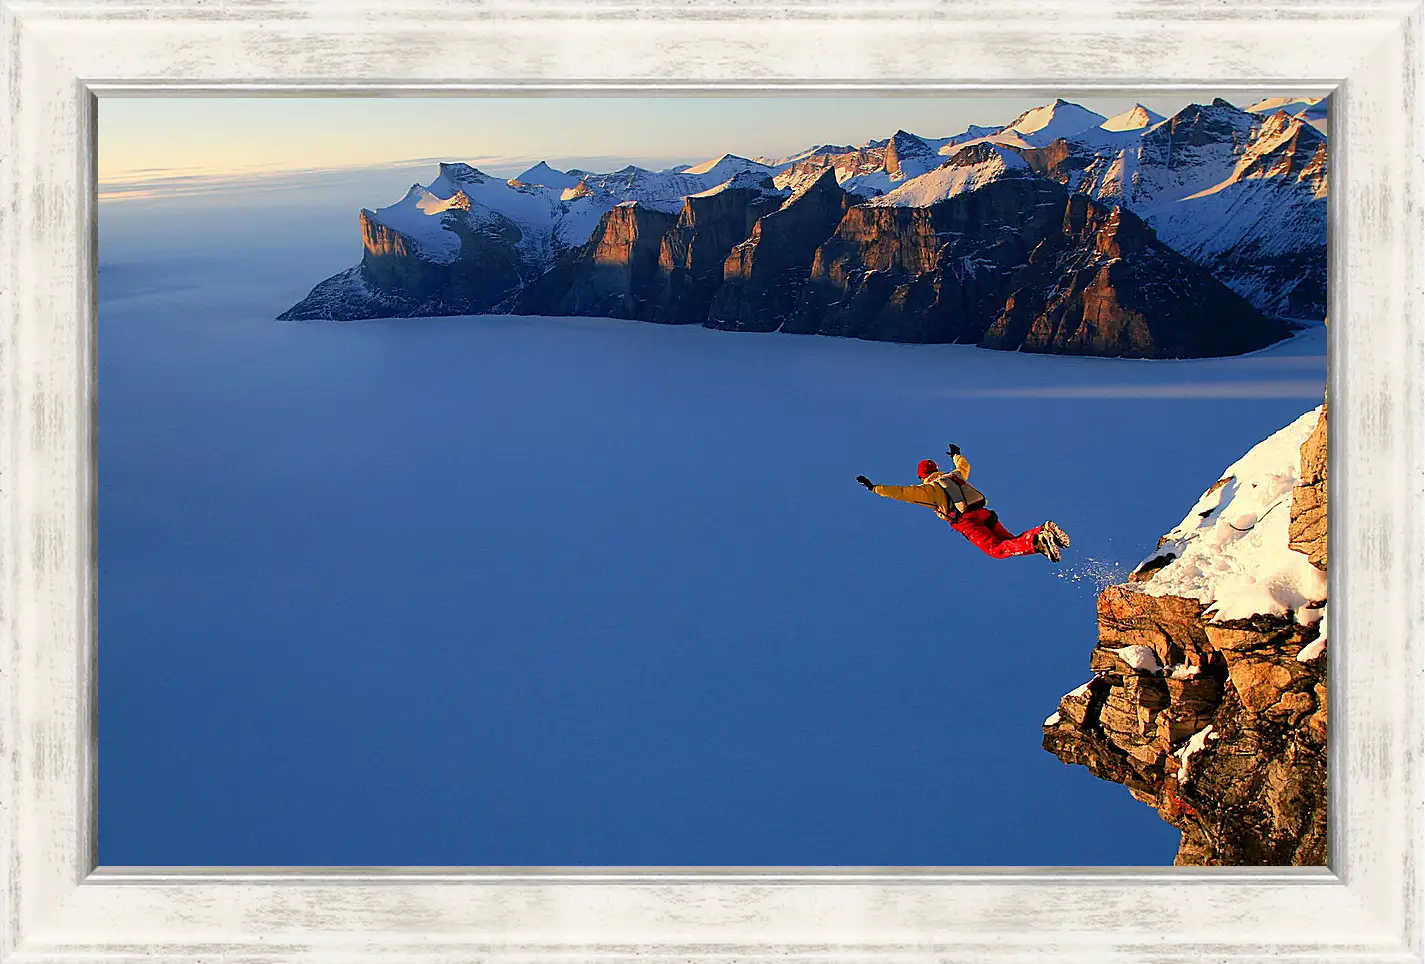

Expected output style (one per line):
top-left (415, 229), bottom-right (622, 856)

top-left (1044, 403), bottom-right (1328, 865)
top-left (706, 168), bottom-right (855, 333)
top-left (278, 95), bottom-right (1326, 355)
top-left (517, 204), bottom-right (681, 320)
top-left (526, 157), bottom-right (1287, 358)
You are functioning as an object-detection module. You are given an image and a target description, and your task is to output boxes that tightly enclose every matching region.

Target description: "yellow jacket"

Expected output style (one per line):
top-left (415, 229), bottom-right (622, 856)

top-left (871, 454), bottom-right (986, 521)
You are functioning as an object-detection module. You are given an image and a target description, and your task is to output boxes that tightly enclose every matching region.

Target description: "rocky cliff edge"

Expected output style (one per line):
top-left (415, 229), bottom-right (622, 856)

top-left (1044, 403), bottom-right (1328, 865)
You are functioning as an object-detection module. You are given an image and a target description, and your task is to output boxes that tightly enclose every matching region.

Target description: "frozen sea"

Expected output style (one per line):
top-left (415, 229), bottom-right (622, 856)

top-left (98, 173), bottom-right (1327, 866)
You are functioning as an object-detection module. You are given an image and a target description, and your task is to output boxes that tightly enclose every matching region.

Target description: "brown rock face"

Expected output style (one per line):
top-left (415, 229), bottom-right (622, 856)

top-left (359, 209), bottom-right (450, 300)
top-left (517, 179), bottom-right (785, 324)
top-left (279, 207), bottom-right (531, 320)
top-left (789, 175), bottom-right (1287, 356)
top-left (1016, 138), bottom-right (1089, 183)
top-left (882, 130), bottom-right (935, 180)
top-left (511, 153), bottom-right (1288, 357)
top-left (1289, 401), bottom-right (1328, 569)
top-left (517, 204), bottom-right (680, 318)
top-left (785, 172), bottom-right (1065, 343)
top-left (1044, 587), bottom-right (1327, 865)
top-left (705, 169), bottom-right (854, 332)
top-left (980, 195), bottom-right (1288, 358)
top-left (648, 186), bottom-right (785, 325)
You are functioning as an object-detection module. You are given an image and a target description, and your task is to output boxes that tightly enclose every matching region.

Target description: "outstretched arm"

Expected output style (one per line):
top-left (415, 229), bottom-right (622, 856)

top-left (867, 482), bottom-right (947, 512)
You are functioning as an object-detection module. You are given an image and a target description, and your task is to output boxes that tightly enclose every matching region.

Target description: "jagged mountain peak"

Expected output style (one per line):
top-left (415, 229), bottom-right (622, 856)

top-left (869, 142), bottom-right (1029, 207)
top-left (884, 129), bottom-right (939, 180)
top-left (436, 161), bottom-right (486, 184)
top-left (779, 164), bottom-right (844, 209)
top-left (684, 152), bottom-right (757, 175)
top-left (947, 141), bottom-right (1021, 168)
top-left (1005, 99), bottom-right (1107, 141)
top-left (889, 129), bottom-right (933, 153)
top-left (689, 170), bottom-right (786, 199)
top-left (751, 144), bottom-right (855, 167)
top-left (1226, 110), bottom-right (1328, 190)
top-left (511, 161), bottom-right (580, 190)
top-left (1101, 103), bottom-right (1166, 132)
top-left (1163, 99), bottom-right (1254, 133)
top-left (1247, 96), bottom-right (1328, 132)
top-left (1144, 99), bottom-right (1258, 155)
top-left (1257, 108), bottom-right (1324, 141)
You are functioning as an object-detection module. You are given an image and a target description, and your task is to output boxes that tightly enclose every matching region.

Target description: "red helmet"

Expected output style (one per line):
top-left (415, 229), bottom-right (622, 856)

top-left (917, 459), bottom-right (939, 480)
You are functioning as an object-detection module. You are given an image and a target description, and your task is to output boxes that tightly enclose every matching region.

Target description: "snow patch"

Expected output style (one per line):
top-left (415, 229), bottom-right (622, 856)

top-left (1137, 406), bottom-right (1327, 623)
top-left (1297, 603), bottom-right (1327, 661)
top-left (1044, 711), bottom-right (1062, 727)
top-left (1114, 645), bottom-right (1162, 673)
top-left (1175, 725), bottom-right (1215, 783)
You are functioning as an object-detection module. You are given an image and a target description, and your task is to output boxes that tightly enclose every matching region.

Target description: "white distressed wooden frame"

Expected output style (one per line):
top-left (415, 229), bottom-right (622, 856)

top-left (1, 0), bottom-right (1420, 961)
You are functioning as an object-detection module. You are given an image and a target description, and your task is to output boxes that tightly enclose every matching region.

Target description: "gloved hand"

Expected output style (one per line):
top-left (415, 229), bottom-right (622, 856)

top-left (945, 443), bottom-right (961, 458)
top-left (856, 475), bottom-right (875, 491)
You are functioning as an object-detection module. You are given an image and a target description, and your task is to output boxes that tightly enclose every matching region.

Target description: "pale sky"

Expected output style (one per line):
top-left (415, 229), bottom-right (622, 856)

top-left (98, 92), bottom-right (1313, 196)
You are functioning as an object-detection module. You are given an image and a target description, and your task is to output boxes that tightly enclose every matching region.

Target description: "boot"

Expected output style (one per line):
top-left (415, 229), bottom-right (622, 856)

top-left (1034, 531), bottom-right (1061, 563)
top-left (1043, 520), bottom-right (1071, 549)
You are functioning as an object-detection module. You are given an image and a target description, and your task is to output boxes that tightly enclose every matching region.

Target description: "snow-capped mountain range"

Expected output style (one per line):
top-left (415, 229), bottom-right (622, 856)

top-left (281, 96), bottom-right (1327, 354)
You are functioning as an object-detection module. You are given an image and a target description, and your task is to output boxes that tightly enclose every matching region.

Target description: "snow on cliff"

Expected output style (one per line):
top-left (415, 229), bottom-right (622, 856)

top-left (689, 170), bottom-right (788, 199)
top-left (365, 184), bottom-right (468, 263)
top-left (1135, 406), bottom-right (1327, 622)
top-left (365, 157), bottom-right (785, 271)
top-left (867, 143), bottom-right (1029, 207)
top-left (682, 153), bottom-right (776, 181)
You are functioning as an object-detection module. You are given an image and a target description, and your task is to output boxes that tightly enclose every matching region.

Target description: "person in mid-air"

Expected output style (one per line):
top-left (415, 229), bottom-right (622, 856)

top-left (855, 444), bottom-right (1070, 562)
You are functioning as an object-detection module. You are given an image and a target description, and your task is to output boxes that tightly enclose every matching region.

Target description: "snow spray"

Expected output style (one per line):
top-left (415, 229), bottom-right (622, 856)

top-left (1052, 554), bottom-right (1131, 595)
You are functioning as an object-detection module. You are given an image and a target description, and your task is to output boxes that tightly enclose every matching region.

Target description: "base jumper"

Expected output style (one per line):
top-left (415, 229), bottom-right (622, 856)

top-left (856, 445), bottom-right (1071, 562)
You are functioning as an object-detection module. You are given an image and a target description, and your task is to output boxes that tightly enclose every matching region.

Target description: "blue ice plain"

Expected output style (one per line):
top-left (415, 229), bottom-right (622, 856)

top-left (97, 181), bottom-right (1327, 866)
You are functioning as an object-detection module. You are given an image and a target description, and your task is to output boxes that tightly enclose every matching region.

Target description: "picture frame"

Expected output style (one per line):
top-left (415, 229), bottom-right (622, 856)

top-left (2, 0), bottom-right (1420, 960)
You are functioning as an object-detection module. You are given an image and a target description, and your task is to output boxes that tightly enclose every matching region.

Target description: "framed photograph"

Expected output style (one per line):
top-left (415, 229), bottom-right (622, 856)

top-left (2, 1), bottom-right (1420, 961)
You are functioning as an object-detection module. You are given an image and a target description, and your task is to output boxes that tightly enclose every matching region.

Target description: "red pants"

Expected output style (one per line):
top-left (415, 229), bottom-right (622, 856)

top-left (950, 507), bottom-right (1042, 559)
